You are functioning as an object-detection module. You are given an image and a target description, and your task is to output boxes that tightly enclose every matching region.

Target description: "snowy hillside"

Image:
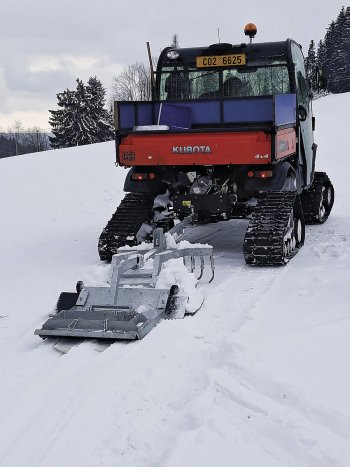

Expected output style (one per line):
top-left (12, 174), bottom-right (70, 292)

top-left (1, 94), bottom-right (350, 467)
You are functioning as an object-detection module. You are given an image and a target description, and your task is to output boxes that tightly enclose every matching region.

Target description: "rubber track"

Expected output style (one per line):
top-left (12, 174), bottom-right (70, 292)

top-left (98, 193), bottom-right (155, 262)
top-left (243, 191), bottom-right (299, 266)
top-left (301, 172), bottom-right (334, 224)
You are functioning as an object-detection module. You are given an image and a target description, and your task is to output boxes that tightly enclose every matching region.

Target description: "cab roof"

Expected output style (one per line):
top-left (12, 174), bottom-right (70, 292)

top-left (157, 40), bottom-right (300, 69)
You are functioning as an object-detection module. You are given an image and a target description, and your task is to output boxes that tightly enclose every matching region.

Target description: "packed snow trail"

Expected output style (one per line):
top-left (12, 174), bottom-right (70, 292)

top-left (0, 95), bottom-right (350, 466)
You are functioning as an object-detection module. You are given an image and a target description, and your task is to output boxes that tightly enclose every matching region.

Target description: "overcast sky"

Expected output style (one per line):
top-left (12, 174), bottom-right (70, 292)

top-left (0, 0), bottom-right (346, 130)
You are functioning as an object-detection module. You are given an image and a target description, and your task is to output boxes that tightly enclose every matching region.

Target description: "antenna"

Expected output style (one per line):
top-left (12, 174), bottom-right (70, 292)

top-left (171, 34), bottom-right (179, 48)
top-left (146, 42), bottom-right (156, 90)
top-left (217, 28), bottom-right (221, 43)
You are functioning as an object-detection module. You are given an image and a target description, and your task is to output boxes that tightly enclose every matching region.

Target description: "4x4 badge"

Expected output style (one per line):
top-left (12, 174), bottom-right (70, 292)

top-left (255, 154), bottom-right (269, 159)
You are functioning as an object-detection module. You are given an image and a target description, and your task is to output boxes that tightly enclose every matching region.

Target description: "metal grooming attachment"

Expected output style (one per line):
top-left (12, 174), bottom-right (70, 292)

top-left (35, 219), bottom-right (214, 341)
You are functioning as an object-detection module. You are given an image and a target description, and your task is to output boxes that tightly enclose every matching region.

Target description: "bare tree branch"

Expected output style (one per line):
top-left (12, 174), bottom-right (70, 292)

top-left (110, 62), bottom-right (153, 103)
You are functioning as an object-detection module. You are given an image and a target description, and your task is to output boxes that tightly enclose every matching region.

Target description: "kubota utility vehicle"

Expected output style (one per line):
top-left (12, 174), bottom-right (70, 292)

top-left (99, 24), bottom-right (334, 266)
top-left (35, 25), bottom-right (335, 342)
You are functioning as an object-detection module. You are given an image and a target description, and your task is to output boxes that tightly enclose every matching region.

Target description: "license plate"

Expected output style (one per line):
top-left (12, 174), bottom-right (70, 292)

top-left (196, 54), bottom-right (246, 68)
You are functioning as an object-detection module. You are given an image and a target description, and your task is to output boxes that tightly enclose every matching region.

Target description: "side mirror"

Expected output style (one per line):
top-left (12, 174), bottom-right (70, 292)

top-left (298, 104), bottom-right (307, 121)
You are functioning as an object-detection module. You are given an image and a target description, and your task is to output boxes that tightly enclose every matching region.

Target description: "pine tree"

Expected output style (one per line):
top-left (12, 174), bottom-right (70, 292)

top-left (69, 78), bottom-right (95, 146)
top-left (305, 40), bottom-right (317, 91)
top-left (49, 88), bottom-right (76, 148)
top-left (86, 77), bottom-right (114, 143)
top-left (316, 40), bottom-right (327, 91)
top-left (328, 7), bottom-right (347, 92)
top-left (49, 77), bottom-right (114, 149)
top-left (322, 20), bottom-right (337, 91)
top-left (337, 7), bottom-right (350, 92)
top-left (306, 6), bottom-right (350, 95)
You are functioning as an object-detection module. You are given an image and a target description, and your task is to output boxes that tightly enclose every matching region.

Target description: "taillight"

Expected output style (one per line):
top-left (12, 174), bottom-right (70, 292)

top-left (131, 173), bottom-right (145, 181)
top-left (247, 170), bottom-right (273, 179)
top-left (131, 172), bottom-right (156, 181)
top-left (258, 170), bottom-right (273, 179)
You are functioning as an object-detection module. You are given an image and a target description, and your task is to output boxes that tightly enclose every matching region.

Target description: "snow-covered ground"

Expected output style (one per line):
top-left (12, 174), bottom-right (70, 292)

top-left (0, 94), bottom-right (349, 467)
